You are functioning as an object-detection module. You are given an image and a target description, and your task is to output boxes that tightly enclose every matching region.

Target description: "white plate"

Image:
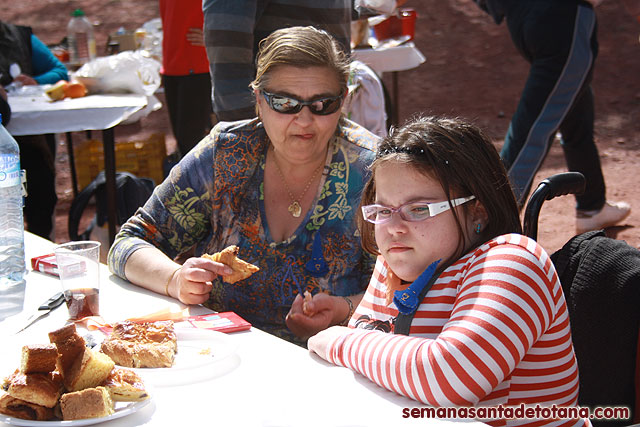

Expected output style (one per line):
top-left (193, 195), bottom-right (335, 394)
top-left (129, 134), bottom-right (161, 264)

top-left (129, 328), bottom-right (239, 387)
top-left (0, 397), bottom-right (152, 426)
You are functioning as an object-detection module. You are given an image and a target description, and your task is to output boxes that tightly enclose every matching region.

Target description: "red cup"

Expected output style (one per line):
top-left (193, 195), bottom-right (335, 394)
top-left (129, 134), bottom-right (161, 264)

top-left (373, 8), bottom-right (417, 42)
top-left (399, 9), bottom-right (417, 40)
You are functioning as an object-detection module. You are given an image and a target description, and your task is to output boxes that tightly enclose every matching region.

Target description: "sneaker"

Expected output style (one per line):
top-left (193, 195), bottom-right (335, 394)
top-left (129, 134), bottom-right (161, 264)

top-left (576, 201), bottom-right (631, 234)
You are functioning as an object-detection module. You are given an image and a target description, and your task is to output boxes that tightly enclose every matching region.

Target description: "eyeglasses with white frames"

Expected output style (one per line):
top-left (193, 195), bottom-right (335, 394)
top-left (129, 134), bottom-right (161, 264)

top-left (361, 196), bottom-right (476, 224)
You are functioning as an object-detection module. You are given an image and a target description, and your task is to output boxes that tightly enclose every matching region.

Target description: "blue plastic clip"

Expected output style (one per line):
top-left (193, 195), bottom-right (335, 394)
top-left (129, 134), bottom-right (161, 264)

top-left (393, 259), bottom-right (441, 315)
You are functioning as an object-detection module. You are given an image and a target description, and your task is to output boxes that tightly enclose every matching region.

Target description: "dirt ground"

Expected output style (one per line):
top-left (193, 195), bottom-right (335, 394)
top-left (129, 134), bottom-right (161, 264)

top-left (1, 0), bottom-right (638, 253)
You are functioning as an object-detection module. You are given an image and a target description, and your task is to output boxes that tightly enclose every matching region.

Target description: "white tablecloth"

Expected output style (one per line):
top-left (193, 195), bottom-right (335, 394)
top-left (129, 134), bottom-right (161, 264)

top-left (6, 93), bottom-right (147, 136)
top-left (352, 42), bottom-right (426, 74)
top-left (0, 233), bottom-right (487, 427)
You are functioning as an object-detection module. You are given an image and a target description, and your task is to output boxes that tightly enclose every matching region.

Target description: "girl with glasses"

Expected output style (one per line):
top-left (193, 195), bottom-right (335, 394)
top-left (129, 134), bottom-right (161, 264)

top-left (309, 116), bottom-right (586, 426)
top-left (108, 26), bottom-right (380, 346)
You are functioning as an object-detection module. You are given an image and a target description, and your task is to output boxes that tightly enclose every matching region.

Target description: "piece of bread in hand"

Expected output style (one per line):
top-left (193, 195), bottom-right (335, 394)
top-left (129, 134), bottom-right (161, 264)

top-left (302, 290), bottom-right (314, 316)
top-left (202, 245), bottom-right (259, 284)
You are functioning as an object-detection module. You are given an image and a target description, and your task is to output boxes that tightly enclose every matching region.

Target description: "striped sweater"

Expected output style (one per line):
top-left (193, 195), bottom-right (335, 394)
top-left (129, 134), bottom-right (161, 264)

top-left (325, 234), bottom-right (588, 427)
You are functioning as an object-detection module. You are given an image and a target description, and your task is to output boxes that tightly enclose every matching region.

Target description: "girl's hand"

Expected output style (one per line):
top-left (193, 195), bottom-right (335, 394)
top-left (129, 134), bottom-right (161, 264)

top-left (308, 325), bottom-right (352, 361)
top-left (286, 293), bottom-right (348, 339)
top-left (168, 256), bottom-right (233, 305)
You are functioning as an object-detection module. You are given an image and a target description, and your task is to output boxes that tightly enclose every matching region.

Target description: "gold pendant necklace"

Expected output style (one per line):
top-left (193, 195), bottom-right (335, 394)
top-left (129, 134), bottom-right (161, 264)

top-left (272, 149), bottom-right (323, 218)
top-left (288, 201), bottom-right (302, 218)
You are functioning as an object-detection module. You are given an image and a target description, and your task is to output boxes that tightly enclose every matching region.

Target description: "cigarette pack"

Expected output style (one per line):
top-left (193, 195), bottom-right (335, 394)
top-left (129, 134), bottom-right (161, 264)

top-left (31, 253), bottom-right (86, 278)
top-left (187, 312), bottom-right (252, 333)
top-left (31, 253), bottom-right (59, 277)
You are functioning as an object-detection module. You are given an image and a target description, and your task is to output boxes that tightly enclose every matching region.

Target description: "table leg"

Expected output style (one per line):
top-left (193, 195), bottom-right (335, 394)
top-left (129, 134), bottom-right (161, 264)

top-left (103, 128), bottom-right (117, 246)
top-left (65, 133), bottom-right (79, 197)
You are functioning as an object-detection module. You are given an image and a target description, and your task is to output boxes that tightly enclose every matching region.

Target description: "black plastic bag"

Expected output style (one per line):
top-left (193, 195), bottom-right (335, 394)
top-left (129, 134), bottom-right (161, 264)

top-left (68, 171), bottom-right (155, 241)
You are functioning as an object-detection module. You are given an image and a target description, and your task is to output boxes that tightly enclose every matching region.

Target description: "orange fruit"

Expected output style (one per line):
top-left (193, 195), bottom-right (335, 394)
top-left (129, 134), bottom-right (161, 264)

top-left (63, 82), bottom-right (87, 98)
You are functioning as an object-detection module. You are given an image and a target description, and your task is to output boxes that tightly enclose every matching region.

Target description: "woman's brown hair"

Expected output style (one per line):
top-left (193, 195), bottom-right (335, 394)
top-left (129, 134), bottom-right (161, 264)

top-left (358, 115), bottom-right (522, 256)
top-left (250, 26), bottom-right (350, 95)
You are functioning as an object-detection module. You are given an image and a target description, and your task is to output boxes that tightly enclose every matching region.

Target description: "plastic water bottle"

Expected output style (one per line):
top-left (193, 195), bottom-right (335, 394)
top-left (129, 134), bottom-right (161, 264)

top-left (67, 8), bottom-right (96, 66)
top-left (0, 114), bottom-right (26, 288)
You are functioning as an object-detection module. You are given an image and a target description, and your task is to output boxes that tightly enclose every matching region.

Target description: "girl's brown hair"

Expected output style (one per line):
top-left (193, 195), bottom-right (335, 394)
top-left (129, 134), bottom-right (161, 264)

top-left (359, 116), bottom-right (522, 256)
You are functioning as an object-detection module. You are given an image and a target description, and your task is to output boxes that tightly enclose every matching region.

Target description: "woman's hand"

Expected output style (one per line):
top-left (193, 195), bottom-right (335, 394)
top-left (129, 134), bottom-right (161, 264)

top-left (307, 325), bottom-right (353, 361)
top-left (285, 293), bottom-right (351, 339)
top-left (14, 74), bottom-right (37, 86)
top-left (168, 256), bottom-right (233, 305)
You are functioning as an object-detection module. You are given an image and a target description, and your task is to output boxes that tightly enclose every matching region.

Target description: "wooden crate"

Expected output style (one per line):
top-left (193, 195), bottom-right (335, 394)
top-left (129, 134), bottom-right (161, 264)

top-left (74, 133), bottom-right (167, 190)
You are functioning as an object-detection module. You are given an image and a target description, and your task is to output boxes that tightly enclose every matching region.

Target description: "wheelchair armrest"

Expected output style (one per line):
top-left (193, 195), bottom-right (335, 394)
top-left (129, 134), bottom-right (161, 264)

top-left (523, 172), bottom-right (586, 240)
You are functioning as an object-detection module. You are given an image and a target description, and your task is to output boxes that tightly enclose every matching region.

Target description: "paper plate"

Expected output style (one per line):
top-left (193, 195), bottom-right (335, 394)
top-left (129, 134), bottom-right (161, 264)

top-left (128, 328), bottom-right (239, 387)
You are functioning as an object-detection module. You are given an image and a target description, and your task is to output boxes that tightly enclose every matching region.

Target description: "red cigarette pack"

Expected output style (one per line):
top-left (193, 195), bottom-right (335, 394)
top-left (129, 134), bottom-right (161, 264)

top-left (187, 312), bottom-right (251, 333)
top-left (31, 253), bottom-right (59, 277)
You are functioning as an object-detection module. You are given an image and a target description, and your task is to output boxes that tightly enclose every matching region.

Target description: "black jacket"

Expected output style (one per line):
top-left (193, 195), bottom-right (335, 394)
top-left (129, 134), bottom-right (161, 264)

top-left (0, 95), bottom-right (9, 125)
top-left (474, 0), bottom-right (590, 25)
top-left (551, 230), bottom-right (640, 426)
top-left (0, 20), bottom-right (33, 87)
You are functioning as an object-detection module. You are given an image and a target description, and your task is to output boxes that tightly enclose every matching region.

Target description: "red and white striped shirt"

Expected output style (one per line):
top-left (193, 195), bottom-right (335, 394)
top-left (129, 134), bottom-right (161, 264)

top-left (326, 234), bottom-right (587, 427)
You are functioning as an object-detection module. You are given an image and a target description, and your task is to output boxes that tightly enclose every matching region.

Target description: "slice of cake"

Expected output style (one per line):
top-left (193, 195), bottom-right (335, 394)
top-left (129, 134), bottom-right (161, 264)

top-left (60, 386), bottom-right (114, 420)
top-left (48, 323), bottom-right (86, 376)
top-left (20, 344), bottom-right (58, 374)
top-left (2, 370), bottom-right (63, 408)
top-left (0, 392), bottom-right (54, 421)
top-left (100, 320), bottom-right (177, 368)
top-left (64, 348), bottom-right (115, 392)
top-left (101, 367), bottom-right (149, 401)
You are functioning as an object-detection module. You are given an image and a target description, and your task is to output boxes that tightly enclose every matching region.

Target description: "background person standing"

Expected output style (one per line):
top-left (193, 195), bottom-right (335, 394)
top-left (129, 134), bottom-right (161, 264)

top-left (0, 20), bottom-right (68, 239)
top-left (159, 0), bottom-right (212, 158)
top-left (473, 0), bottom-right (630, 234)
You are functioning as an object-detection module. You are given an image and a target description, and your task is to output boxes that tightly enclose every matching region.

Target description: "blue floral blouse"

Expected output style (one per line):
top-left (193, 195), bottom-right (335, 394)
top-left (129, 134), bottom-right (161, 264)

top-left (108, 118), bottom-right (379, 345)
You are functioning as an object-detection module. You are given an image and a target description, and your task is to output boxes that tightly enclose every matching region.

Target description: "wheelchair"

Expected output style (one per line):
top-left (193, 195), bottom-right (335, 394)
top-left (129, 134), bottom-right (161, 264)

top-left (524, 172), bottom-right (640, 427)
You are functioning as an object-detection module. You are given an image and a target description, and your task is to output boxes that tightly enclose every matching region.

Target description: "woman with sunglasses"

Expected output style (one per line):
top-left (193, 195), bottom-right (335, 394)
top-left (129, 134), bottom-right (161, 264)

top-left (308, 116), bottom-right (586, 426)
top-left (108, 26), bottom-right (380, 346)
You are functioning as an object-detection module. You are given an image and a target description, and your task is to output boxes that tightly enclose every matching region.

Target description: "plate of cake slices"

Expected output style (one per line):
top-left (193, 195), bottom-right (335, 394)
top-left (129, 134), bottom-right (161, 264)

top-left (98, 321), bottom-right (239, 387)
top-left (0, 397), bottom-right (152, 426)
top-left (0, 324), bottom-right (153, 425)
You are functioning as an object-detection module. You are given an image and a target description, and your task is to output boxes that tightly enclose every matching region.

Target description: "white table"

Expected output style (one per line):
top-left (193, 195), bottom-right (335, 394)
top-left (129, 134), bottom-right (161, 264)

top-left (0, 233), bottom-right (487, 427)
top-left (6, 93), bottom-right (147, 137)
top-left (352, 42), bottom-right (426, 125)
top-left (6, 92), bottom-right (149, 246)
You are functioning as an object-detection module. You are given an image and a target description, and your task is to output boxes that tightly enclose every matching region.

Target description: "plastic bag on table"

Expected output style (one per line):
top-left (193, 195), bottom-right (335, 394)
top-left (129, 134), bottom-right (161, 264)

top-left (355, 0), bottom-right (398, 15)
top-left (73, 50), bottom-right (161, 96)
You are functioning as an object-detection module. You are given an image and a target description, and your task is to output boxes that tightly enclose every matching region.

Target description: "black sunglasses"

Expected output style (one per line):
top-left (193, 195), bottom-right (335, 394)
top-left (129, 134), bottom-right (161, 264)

top-left (261, 89), bottom-right (345, 115)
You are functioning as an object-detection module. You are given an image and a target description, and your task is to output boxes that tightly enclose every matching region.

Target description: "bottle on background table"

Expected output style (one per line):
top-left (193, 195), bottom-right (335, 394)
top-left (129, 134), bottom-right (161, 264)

top-left (0, 113), bottom-right (26, 289)
top-left (67, 8), bottom-right (96, 67)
